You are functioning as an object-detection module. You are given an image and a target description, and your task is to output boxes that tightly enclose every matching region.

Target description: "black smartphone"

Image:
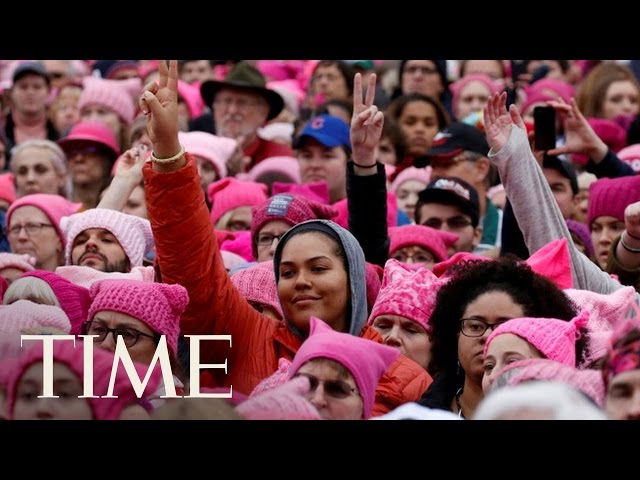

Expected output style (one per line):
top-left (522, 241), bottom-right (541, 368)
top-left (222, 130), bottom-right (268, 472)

top-left (511, 60), bottom-right (529, 83)
top-left (534, 106), bottom-right (556, 151)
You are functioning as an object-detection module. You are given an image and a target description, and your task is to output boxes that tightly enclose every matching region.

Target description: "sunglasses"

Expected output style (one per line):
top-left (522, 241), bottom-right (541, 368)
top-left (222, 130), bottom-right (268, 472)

top-left (295, 372), bottom-right (358, 399)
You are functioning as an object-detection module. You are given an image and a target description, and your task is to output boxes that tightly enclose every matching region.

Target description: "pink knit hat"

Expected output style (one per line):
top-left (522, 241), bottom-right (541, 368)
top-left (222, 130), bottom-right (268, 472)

top-left (0, 252), bottom-right (35, 273)
top-left (60, 208), bottom-right (154, 267)
top-left (484, 310), bottom-right (590, 367)
top-left (251, 194), bottom-right (337, 253)
top-left (616, 143), bottom-right (640, 174)
top-left (78, 76), bottom-right (139, 125)
top-left (7, 194), bottom-right (82, 247)
top-left (21, 270), bottom-right (91, 334)
top-left (8, 340), bottom-right (161, 420)
top-left (0, 173), bottom-right (15, 205)
top-left (564, 286), bottom-right (636, 367)
top-left (365, 262), bottom-right (383, 313)
top-left (496, 357), bottom-right (604, 407)
top-left (525, 238), bottom-right (574, 290)
top-left (257, 61), bottom-right (298, 81)
top-left (588, 175), bottom-right (640, 226)
top-left (55, 265), bottom-right (155, 289)
top-left (207, 177), bottom-right (268, 226)
top-left (241, 156), bottom-right (301, 184)
top-left (0, 276), bottom-right (7, 299)
top-left (178, 131), bottom-right (234, 179)
top-left (333, 192), bottom-right (398, 230)
top-left (389, 166), bottom-right (431, 194)
top-left (58, 121), bottom-right (121, 158)
top-left (520, 92), bottom-right (556, 117)
top-left (220, 230), bottom-right (254, 263)
top-left (369, 259), bottom-right (444, 332)
top-left (271, 181), bottom-right (330, 204)
top-left (524, 78), bottom-right (575, 104)
top-left (0, 300), bottom-right (71, 333)
top-left (289, 317), bottom-right (400, 419)
top-left (230, 261), bottom-right (283, 320)
top-left (177, 80), bottom-right (205, 119)
top-left (389, 225), bottom-right (458, 263)
top-left (450, 74), bottom-right (502, 116)
top-left (237, 375), bottom-right (322, 420)
top-left (87, 279), bottom-right (188, 358)
top-left (432, 251), bottom-right (489, 278)
top-left (250, 357), bottom-right (292, 397)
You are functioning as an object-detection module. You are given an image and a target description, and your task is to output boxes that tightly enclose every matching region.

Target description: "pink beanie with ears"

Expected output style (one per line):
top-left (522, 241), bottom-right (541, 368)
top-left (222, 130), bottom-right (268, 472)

top-left (333, 192), bottom-right (398, 230)
top-left (176, 80), bottom-right (205, 119)
top-left (78, 76), bottom-right (141, 125)
top-left (178, 131), bottom-right (234, 179)
top-left (289, 317), bottom-right (400, 419)
top-left (60, 208), bottom-right (154, 267)
top-left (0, 253), bottom-right (35, 273)
top-left (207, 177), bottom-right (268, 227)
top-left (0, 300), bottom-right (70, 334)
top-left (369, 259), bottom-right (444, 332)
top-left (389, 166), bottom-right (431, 194)
top-left (389, 225), bottom-right (458, 264)
top-left (524, 78), bottom-right (575, 104)
top-left (484, 310), bottom-right (590, 367)
top-left (450, 74), bottom-right (502, 116)
top-left (525, 238), bottom-right (574, 290)
top-left (588, 175), bottom-right (640, 226)
top-left (0, 173), bottom-right (16, 205)
top-left (21, 270), bottom-right (91, 335)
top-left (7, 194), bottom-right (82, 248)
top-left (271, 181), bottom-right (330, 205)
top-left (220, 230), bottom-right (254, 263)
top-left (8, 340), bottom-right (161, 420)
top-left (231, 261), bottom-right (283, 320)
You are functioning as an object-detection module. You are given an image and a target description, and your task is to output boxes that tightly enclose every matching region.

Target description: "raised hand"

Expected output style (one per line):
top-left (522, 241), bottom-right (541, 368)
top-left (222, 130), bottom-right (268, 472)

top-left (484, 91), bottom-right (526, 153)
top-left (113, 146), bottom-right (147, 182)
top-left (350, 72), bottom-right (384, 167)
top-left (139, 60), bottom-right (180, 159)
top-left (546, 98), bottom-right (608, 162)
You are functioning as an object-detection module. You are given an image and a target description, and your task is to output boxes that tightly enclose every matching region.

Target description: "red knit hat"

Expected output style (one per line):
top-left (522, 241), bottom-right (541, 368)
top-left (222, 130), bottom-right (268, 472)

top-left (587, 175), bottom-right (640, 226)
top-left (87, 279), bottom-right (189, 358)
top-left (484, 310), bottom-right (590, 367)
top-left (230, 261), bottom-right (283, 320)
top-left (21, 270), bottom-right (91, 334)
top-left (369, 259), bottom-right (444, 332)
top-left (290, 317), bottom-right (400, 419)
top-left (389, 225), bottom-right (458, 263)
top-left (207, 177), bottom-right (268, 226)
top-left (8, 340), bottom-right (161, 420)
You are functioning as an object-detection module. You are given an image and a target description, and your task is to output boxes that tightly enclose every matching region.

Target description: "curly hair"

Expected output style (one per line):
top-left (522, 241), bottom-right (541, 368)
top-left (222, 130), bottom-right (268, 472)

top-left (428, 257), bottom-right (578, 379)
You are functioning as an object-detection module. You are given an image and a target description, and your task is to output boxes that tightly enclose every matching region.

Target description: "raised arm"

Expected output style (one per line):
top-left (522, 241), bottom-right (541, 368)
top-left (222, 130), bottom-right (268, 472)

top-left (347, 72), bottom-right (390, 266)
top-left (97, 146), bottom-right (146, 211)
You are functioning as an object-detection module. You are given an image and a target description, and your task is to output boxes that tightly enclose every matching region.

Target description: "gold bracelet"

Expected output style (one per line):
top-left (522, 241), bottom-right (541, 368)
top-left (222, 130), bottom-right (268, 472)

top-left (150, 145), bottom-right (185, 164)
top-left (620, 231), bottom-right (640, 254)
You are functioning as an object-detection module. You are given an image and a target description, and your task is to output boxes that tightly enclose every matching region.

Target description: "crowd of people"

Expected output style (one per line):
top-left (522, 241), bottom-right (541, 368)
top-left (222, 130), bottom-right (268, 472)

top-left (0, 58), bottom-right (639, 420)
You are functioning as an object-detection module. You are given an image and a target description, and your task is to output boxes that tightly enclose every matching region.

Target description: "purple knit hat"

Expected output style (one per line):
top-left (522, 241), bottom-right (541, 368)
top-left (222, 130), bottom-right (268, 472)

top-left (484, 310), bottom-right (590, 367)
top-left (21, 270), bottom-right (91, 334)
top-left (369, 259), bottom-right (444, 332)
top-left (566, 220), bottom-right (595, 258)
top-left (230, 261), bottom-right (283, 320)
top-left (178, 131), bottom-right (235, 179)
top-left (587, 175), bottom-right (640, 226)
top-left (289, 317), bottom-right (399, 419)
top-left (60, 208), bottom-right (154, 267)
top-left (389, 225), bottom-right (458, 263)
top-left (207, 177), bottom-right (268, 226)
top-left (7, 194), bottom-right (82, 247)
top-left (87, 279), bottom-right (189, 358)
top-left (8, 340), bottom-right (161, 420)
top-left (78, 76), bottom-right (139, 125)
top-left (0, 300), bottom-right (70, 334)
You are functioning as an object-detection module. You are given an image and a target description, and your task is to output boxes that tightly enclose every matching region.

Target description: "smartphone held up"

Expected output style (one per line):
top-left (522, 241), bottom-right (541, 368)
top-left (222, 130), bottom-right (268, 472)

top-left (533, 106), bottom-right (556, 151)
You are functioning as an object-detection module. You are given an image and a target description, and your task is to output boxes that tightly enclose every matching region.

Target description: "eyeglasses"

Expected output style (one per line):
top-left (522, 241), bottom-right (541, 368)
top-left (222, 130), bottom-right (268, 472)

top-left (391, 250), bottom-right (435, 264)
top-left (459, 318), bottom-right (507, 338)
top-left (8, 222), bottom-right (54, 238)
top-left (213, 96), bottom-right (262, 111)
top-left (83, 321), bottom-right (158, 348)
top-left (294, 372), bottom-right (358, 399)
top-left (405, 65), bottom-right (438, 75)
top-left (256, 233), bottom-right (285, 246)
top-left (422, 216), bottom-right (473, 230)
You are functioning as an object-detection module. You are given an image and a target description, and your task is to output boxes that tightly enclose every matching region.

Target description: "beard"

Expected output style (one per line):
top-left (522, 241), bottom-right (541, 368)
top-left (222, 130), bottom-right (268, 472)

top-left (77, 251), bottom-right (131, 273)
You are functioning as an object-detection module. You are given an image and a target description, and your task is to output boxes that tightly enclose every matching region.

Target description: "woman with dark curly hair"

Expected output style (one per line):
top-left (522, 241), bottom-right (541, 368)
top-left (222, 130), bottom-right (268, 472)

top-left (418, 256), bottom-right (580, 418)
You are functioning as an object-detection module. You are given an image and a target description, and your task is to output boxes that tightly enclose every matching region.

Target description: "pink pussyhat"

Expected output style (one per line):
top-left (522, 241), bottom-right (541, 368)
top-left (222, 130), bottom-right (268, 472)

top-left (7, 340), bottom-right (161, 420)
top-left (237, 375), bottom-right (321, 420)
top-left (87, 279), bottom-right (189, 358)
top-left (177, 80), bottom-right (205, 119)
top-left (58, 120), bottom-right (121, 158)
top-left (289, 317), bottom-right (400, 419)
top-left (564, 286), bottom-right (636, 367)
top-left (525, 238), bottom-right (573, 290)
top-left (250, 357), bottom-right (293, 397)
top-left (7, 194), bottom-right (82, 248)
top-left (21, 270), bottom-right (91, 335)
top-left (0, 300), bottom-right (71, 334)
top-left (389, 225), bottom-right (458, 264)
top-left (78, 76), bottom-right (140, 125)
top-left (365, 262), bottom-right (383, 313)
top-left (207, 177), bottom-right (268, 226)
top-left (450, 74), bottom-right (502, 117)
top-left (230, 261), bottom-right (283, 320)
top-left (333, 192), bottom-right (398, 230)
top-left (485, 309), bottom-right (590, 367)
top-left (242, 156), bottom-right (301, 184)
top-left (0, 173), bottom-right (16, 205)
top-left (588, 175), bottom-right (640, 226)
top-left (271, 181), bottom-right (330, 205)
top-left (221, 230), bottom-right (254, 263)
top-left (389, 166), bottom-right (432, 194)
top-left (369, 259), bottom-right (445, 332)
top-left (179, 130), bottom-right (235, 179)
top-left (432, 251), bottom-right (489, 278)
top-left (0, 252), bottom-right (35, 273)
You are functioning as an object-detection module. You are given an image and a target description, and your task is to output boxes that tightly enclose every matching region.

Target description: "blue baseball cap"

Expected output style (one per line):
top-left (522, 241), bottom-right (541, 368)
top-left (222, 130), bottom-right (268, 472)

top-left (293, 114), bottom-right (351, 150)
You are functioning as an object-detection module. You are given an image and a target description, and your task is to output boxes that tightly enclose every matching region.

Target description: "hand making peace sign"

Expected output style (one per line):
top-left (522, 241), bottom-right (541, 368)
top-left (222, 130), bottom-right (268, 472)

top-left (350, 72), bottom-right (384, 168)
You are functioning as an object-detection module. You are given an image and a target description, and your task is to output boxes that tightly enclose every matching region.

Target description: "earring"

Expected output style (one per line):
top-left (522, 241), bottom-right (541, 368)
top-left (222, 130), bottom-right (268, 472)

top-left (456, 359), bottom-right (462, 376)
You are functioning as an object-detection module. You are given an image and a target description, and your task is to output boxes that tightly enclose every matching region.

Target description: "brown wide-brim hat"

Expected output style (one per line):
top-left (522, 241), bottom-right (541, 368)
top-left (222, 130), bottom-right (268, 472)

top-left (200, 62), bottom-right (285, 121)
